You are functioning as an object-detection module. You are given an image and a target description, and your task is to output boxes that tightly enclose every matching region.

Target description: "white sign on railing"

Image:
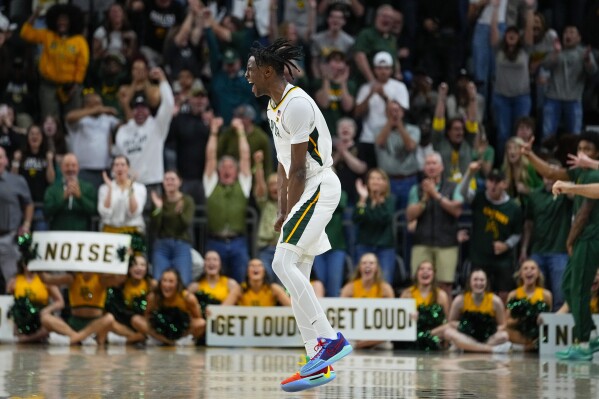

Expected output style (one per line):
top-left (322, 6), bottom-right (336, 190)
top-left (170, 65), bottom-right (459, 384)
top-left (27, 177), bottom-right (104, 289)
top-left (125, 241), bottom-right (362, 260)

top-left (206, 298), bottom-right (416, 347)
top-left (28, 232), bottom-right (131, 274)
top-left (0, 296), bottom-right (15, 342)
top-left (539, 313), bottom-right (599, 355)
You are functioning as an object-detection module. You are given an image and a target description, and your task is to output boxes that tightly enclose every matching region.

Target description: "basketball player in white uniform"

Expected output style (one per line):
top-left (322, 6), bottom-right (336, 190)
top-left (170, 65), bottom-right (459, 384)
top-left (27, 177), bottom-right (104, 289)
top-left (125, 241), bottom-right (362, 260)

top-left (246, 39), bottom-right (352, 392)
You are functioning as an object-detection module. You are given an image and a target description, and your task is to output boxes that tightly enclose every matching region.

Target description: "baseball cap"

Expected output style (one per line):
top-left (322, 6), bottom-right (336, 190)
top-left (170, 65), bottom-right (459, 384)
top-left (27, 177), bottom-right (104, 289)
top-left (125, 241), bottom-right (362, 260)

top-left (487, 169), bottom-right (506, 182)
top-left (104, 50), bottom-right (126, 66)
top-left (0, 13), bottom-right (17, 32)
top-left (373, 51), bottom-right (393, 68)
top-left (222, 48), bottom-right (239, 64)
top-left (130, 94), bottom-right (149, 108)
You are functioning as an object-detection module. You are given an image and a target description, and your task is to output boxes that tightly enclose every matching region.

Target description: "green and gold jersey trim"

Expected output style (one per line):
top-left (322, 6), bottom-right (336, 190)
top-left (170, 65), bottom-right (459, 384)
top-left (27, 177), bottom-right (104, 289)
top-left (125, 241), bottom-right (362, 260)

top-left (268, 86), bottom-right (299, 112)
top-left (282, 185), bottom-right (321, 245)
top-left (308, 129), bottom-right (323, 166)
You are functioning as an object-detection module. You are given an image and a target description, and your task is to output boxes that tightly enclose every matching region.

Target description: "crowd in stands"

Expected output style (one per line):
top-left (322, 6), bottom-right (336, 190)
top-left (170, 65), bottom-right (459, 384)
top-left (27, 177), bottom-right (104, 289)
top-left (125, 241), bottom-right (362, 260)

top-left (2, 0), bottom-right (599, 351)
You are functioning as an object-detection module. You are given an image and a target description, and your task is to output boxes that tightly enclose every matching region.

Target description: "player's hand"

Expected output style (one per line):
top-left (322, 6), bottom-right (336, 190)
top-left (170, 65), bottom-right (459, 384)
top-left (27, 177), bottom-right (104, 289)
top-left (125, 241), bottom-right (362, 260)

top-left (567, 152), bottom-right (598, 170)
top-left (552, 180), bottom-right (573, 196)
top-left (274, 213), bottom-right (287, 233)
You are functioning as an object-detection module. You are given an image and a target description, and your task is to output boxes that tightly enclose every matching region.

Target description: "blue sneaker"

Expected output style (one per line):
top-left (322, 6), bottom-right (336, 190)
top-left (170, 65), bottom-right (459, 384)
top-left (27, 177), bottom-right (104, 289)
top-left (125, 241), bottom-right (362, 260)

top-left (556, 345), bottom-right (593, 361)
top-left (300, 332), bottom-right (352, 376)
top-left (281, 356), bottom-right (336, 392)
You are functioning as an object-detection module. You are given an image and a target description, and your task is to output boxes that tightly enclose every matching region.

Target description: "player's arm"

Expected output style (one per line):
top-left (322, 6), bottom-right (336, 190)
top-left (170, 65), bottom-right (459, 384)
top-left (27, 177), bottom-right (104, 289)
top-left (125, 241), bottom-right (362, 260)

top-left (521, 139), bottom-right (570, 180)
top-left (287, 142), bottom-right (308, 213)
top-left (553, 182), bottom-right (599, 199)
top-left (275, 162), bottom-right (289, 232)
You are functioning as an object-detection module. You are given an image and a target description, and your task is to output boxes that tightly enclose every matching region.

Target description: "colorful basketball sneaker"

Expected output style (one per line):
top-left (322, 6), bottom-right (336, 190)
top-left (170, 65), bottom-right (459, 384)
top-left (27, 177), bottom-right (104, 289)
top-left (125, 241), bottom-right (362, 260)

top-left (280, 356), bottom-right (336, 392)
top-left (300, 332), bottom-right (352, 376)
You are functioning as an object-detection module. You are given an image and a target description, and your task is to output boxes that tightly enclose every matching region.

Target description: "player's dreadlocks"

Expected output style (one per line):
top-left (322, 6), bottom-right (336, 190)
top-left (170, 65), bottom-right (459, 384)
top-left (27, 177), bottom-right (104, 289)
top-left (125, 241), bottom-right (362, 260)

top-left (250, 38), bottom-right (303, 79)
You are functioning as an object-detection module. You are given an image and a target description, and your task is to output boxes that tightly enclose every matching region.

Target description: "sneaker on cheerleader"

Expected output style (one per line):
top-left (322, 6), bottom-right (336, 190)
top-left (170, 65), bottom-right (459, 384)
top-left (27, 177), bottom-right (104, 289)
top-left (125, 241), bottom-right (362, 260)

top-left (589, 336), bottom-right (599, 354)
top-left (300, 332), bottom-right (352, 376)
top-left (281, 356), bottom-right (336, 392)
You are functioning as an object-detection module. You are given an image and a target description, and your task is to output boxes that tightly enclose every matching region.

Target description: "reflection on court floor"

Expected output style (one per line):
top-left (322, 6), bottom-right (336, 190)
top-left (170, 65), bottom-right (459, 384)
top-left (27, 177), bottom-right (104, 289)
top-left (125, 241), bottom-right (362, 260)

top-left (0, 346), bottom-right (597, 398)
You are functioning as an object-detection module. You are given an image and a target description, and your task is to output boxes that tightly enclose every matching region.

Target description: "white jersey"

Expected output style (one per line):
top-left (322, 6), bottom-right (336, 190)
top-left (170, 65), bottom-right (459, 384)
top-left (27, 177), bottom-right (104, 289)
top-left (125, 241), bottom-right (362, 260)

top-left (267, 84), bottom-right (333, 179)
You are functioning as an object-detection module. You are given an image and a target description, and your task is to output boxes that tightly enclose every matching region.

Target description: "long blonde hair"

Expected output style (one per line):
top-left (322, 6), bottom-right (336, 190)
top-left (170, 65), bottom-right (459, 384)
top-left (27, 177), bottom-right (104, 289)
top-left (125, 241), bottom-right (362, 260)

top-left (351, 253), bottom-right (385, 285)
top-left (516, 259), bottom-right (545, 288)
top-left (503, 137), bottom-right (532, 196)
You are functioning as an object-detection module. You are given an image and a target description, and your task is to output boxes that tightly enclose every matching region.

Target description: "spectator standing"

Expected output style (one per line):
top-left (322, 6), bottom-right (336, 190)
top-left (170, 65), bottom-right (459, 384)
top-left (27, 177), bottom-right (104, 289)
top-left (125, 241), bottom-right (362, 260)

top-left (446, 69), bottom-right (485, 123)
top-left (92, 2), bottom-right (137, 61)
top-left (469, 0), bottom-right (508, 99)
top-left (353, 169), bottom-right (396, 285)
top-left (129, 0), bottom-right (185, 66)
top-left (432, 83), bottom-right (479, 183)
top-left (166, 89), bottom-right (210, 205)
top-left (417, 0), bottom-right (462, 85)
top-left (310, 5), bottom-right (355, 79)
top-left (117, 57), bottom-right (161, 121)
top-left (332, 117), bottom-right (367, 204)
top-left (354, 51), bottom-right (410, 169)
top-left (204, 24), bottom-right (258, 125)
top-left (0, 103), bottom-right (24, 162)
top-left (490, 0), bottom-right (534, 161)
top-left (0, 147), bottom-right (33, 294)
top-left (542, 26), bottom-right (597, 139)
top-left (150, 170), bottom-right (195, 286)
top-left (406, 152), bottom-right (463, 299)
top-left (65, 92), bottom-right (120, 190)
top-left (114, 67), bottom-right (175, 190)
top-left (20, 4), bottom-right (89, 118)
top-left (353, 4), bottom-right (398, 83)
top-left (11, 125), bottom-right (55, 231)
top-left (163, 2), bottom-right (204, 80)
top-left (204, 117), bottom-right (252, 284)
top-left (43, 153), bottom-right (96, 232)
top-left (375, 100), bottom-right (421, 210)
top-left (313, 50), bottom-right (356, 134)
top-left (502, 137), bottom-right (542, 207)
top-left (98, 155), bottom-right (147, 235)
top-left (459, 165), bottom-right (523, 303)
top-left (218, 105), bottom-right (273, 177)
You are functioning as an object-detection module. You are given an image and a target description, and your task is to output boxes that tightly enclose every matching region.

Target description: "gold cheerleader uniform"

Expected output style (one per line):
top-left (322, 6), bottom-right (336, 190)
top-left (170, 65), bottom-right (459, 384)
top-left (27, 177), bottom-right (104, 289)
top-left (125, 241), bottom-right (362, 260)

top-left (352, 280), bottom-right (382, 298)
top-left (238, 283), bottom-right (277, 306)
top-left (14, 274), bottom-right (49, 306)
top-left (9, 274), bottom-right (51, 335)
top-left (198, 276), bottom-right (230, 303)
top-left (410, 286), bottom-right (445, 351)
top-left (507, 286), bottom-right (549, 340)
top-left (458, 292), bottom-right (497, 342)
top-left (68, 273), bottom-right (108, 331)
top-left (106, 278), bottom-right (150, 326)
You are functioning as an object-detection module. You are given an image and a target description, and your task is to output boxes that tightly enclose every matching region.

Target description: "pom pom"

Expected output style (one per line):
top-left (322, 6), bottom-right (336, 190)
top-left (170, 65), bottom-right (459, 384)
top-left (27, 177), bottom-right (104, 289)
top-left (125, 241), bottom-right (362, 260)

top-left (7, 297), bottom-right (42, 335)
top-left (150, 307), bottom-right (190, 341)
top-left (17, 233), bottom-right (39, 264)
top-left (507, 298), bottom-right (549, 339)
top-left (414, 304), bottom-right (445, 351)
top-left (194, 291), bottom-right (221, 316)
top-left (458, 311), bottom-right (497, 343)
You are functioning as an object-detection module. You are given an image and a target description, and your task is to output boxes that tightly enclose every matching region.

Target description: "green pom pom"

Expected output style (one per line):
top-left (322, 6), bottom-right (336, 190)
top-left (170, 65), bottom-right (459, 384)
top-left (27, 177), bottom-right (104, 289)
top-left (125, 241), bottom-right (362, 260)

top-left (150, 307), bottom-right (190, 341)
top-left (507, 298), bottom-right (549, 339)
top-left (194, 291), bottom-right (221, 316)
top-left (458, 311), bottom-right (497, 343)
top-left (8, 297), bottom-right (42, 335)
top-left (415, 304), bottom-right (445, 351)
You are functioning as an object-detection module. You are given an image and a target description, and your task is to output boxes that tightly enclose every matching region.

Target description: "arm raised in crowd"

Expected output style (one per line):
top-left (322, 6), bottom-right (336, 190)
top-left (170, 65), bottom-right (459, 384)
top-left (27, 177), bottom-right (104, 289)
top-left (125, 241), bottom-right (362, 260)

top-left (520, 138), bottom-right (570, 181)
